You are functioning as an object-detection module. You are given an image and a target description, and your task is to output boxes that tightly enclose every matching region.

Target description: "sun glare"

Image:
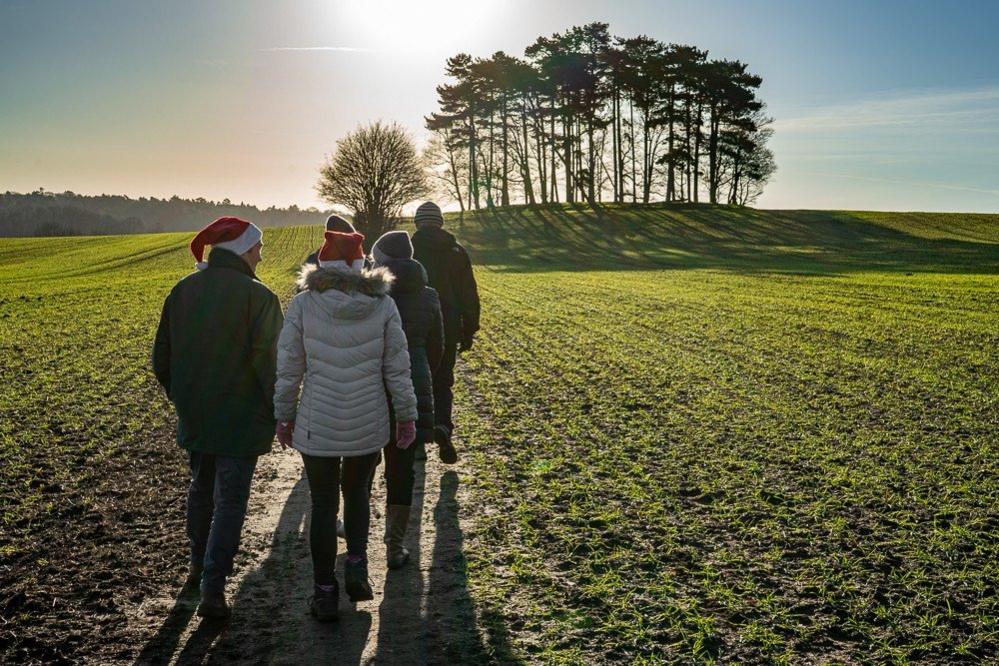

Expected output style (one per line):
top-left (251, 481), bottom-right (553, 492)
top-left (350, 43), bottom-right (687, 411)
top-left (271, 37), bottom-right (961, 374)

top-left (337, 0), bottom-right (498, 51)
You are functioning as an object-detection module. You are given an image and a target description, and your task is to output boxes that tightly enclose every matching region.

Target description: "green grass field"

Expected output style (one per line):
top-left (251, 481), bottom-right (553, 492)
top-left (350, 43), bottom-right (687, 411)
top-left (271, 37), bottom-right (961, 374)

top-left (1, 205), bottom-right (997, 663)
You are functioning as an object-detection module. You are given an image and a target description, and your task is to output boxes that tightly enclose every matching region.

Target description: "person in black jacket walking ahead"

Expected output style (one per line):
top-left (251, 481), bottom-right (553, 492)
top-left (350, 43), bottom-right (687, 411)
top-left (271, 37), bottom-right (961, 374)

top-left (410, 202), bottom-right (479, 464)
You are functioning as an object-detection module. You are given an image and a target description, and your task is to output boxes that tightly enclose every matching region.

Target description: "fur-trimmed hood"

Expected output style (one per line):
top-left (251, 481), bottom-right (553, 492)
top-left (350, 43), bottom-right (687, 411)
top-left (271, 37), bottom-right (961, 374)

top-left (294, 263), bottom-right (395, 320)
top-left (297, 263), bottom-right (393, 296)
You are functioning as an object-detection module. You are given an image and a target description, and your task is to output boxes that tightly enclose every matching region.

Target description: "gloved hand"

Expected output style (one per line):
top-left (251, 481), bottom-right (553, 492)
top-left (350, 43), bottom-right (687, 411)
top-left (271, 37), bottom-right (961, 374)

top-left (276, 421), bottom-right (294, 450)
top-left (459, 334), bottom-right (475, 353)
top-left (396, 421), bottom-right (416, 449)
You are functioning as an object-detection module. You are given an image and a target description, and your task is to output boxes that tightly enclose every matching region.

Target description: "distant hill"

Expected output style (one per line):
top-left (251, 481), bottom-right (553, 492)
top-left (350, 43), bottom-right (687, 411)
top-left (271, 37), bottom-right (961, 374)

top-left (0, 190), bottom-right (336, 237)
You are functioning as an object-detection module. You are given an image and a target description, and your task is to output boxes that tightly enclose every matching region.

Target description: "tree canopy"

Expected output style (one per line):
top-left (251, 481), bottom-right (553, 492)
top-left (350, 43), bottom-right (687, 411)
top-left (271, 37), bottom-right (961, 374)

top-left (425, 23), bottom-right (775, 210)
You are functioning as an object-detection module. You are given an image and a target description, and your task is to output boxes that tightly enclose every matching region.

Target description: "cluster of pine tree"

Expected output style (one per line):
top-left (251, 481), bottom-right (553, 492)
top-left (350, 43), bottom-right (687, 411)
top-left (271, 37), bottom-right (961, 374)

top-left (424, 22), bottom-right (775, 212)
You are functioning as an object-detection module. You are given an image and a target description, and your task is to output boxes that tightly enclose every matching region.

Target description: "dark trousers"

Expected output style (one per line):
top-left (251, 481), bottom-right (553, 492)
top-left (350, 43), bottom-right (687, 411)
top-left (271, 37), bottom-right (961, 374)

top-left (433, 340), bottom-right (458, 432)
top-left (187, 452), bottom-right (257, 594)
top-left (370, 437), bottom-right (421, 507)
top-left (302, 452), bottom-right (379, 586)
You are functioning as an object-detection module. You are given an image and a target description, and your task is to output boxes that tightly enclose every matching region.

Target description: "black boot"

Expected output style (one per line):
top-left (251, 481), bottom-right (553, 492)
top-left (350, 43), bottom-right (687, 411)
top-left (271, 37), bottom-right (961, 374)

top-left (435, 425), bottom-right (458, 464)
top-left (185, 562), bottom-right (203, 590)
top-left (344, 558), bottom-right (374, 602)
top-left (197, 588), bottom-right (231, 620)
top-left (310, 582), bottom-right (339, 622)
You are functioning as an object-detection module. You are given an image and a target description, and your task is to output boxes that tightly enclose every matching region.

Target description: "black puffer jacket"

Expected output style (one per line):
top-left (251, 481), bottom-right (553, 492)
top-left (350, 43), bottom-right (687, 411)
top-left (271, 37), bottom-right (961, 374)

top-left (381, 257), bottom-right (444, 443)
top-left (411, 226), bottom-right (479, 347)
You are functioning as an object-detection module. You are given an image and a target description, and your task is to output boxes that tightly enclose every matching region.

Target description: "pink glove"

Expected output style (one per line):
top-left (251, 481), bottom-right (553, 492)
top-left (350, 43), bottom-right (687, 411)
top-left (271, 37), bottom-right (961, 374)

top-left (396, 421), bottom-right (416, 449)
top-left (276, 421), bottom-right (294, 449)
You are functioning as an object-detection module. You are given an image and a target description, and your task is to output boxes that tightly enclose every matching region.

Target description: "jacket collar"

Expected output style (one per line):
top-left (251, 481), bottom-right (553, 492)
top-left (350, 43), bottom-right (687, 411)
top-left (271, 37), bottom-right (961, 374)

top-left (413, 225), bottom-right (457, 247)
top-left (208, 247), bottom-right (256, 279)
top-left (381, 257), bottom-right (427, 294)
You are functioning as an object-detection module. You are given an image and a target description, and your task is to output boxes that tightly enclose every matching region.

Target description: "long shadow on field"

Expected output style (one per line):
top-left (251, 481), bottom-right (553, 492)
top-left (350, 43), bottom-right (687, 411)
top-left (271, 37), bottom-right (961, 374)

top-left (461, 204), bottom-right (999, 275)
top-left (204, 474), bottom-right (371, 665)
top-left (133, 585), bottom-right (201, 664)
top-left (373, 458), bottom-right (427, 662)
top-left (135, 464), bottom-right (516, 664)
top-left (424, 471), bottom-right (519, 664)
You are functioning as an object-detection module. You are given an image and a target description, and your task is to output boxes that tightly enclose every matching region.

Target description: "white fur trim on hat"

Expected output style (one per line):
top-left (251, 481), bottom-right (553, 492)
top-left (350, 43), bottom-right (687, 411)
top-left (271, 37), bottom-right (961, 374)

top-left (318, 258), bottom-right (365, 273)
top-left (213, 223), bottom-right (262, 256)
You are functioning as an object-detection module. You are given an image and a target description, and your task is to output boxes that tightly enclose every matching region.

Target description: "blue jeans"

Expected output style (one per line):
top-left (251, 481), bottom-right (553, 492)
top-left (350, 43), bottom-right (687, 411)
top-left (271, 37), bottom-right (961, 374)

top-left (187, 452), bottom-right (257, 594)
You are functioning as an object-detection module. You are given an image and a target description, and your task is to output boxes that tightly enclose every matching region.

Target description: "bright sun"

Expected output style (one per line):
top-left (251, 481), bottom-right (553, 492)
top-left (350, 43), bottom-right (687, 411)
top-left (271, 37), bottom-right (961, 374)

top-left (336, 0), bottom-right (498, 51)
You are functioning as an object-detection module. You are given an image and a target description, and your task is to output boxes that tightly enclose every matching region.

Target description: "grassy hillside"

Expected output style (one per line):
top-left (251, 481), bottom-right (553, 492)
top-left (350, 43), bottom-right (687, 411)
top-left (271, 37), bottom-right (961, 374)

top-left (452, 206), bottom-right (999, 663)
top-left (1, 206), bottom-right (996, 663)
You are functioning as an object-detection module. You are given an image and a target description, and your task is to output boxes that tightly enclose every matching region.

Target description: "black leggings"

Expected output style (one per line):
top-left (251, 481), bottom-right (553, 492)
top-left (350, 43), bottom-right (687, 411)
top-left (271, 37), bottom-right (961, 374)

top-left (382, 441), bottom-right (417, 506)
top-left (302, 452), bottom-right (378, 586)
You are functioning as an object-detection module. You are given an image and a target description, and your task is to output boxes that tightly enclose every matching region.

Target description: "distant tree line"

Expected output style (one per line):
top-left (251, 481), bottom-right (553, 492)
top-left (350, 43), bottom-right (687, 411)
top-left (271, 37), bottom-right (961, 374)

top-left (0, 190), bottom-right (334, 237)
top-left (424, 22), bottom-right (775, 211)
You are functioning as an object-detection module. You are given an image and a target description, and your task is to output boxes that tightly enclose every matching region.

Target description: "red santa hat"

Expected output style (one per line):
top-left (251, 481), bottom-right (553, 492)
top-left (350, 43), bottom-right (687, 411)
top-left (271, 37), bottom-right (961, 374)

top-left (189, 217), bottom-right (263, 270)
top-left (318, 231), bottom-right (366, 272)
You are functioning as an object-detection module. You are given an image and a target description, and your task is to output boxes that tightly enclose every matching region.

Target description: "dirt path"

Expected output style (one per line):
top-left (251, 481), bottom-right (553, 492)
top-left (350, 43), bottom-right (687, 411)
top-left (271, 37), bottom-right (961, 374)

top-left (119, 443), bottom-right (497, 665)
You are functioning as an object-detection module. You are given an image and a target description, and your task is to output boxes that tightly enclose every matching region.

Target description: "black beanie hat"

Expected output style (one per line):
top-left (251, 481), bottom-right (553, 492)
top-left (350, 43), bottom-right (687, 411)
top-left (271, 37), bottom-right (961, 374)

top-left (371, 230), bottom-right (414, 265)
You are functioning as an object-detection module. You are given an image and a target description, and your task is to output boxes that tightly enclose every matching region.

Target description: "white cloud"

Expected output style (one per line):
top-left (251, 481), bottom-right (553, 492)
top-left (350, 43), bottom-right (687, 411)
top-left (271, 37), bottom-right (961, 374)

top-left (775, 85), bottom-right (999, 133)
top-left (797, 170), bottom-right (999, 197)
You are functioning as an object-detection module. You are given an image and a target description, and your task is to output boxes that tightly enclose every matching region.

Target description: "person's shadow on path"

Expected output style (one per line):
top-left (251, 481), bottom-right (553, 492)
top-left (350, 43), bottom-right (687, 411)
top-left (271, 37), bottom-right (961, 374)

top-left (137, 465), bottom-right (517, 664)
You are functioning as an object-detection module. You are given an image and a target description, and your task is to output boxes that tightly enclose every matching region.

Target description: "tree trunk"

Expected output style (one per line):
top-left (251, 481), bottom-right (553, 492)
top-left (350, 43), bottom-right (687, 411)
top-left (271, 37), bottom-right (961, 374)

top-left (587, 118), bottom-right (596, 204)
top-left (563, 109), bottom-right (573, 203)
top-left (501, 95), bottom-right (510, 207)
top-left (535, 104), bottom-right (548, 204)
top-left (684, 95), bottom-right (692, 202)
top-left (708, 102), bottom-right (719, 204)
top-left (469, 114), bottom-right (480, 210)
top-left (611, 88), bottom-right (619, 203)
top-left (666, 84), bottom-right (675, 202)
top-left (486, 108), bottom-right (495, 209)
top-left (630, 100), bottom-right (637, 203)
top-left (520, 99), bottom-right (535, 205)
top-left (642, 110), bottom-right (651, 204)
top-left (550, 100), bottom-right (559, 203)
top-left (693, 100), bottom-right (702, 203)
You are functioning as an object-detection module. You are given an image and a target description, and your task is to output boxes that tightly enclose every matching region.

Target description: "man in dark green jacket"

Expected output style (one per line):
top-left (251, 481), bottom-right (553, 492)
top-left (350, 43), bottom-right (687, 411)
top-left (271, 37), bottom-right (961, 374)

top-left (152, 217), bottom-right (283, 620)
top-left (411, 202), bottom-right (480, 464)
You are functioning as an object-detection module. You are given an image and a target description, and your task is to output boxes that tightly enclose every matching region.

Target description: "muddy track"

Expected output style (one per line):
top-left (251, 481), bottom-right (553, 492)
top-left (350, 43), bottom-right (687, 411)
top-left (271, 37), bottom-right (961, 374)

top-left (111, 441), bottom-right (503, 665)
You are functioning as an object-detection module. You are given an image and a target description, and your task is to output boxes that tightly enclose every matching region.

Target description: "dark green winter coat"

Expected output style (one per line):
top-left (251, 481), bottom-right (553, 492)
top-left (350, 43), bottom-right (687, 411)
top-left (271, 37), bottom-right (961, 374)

top-left (411, 226), bottom-right (480, 347)
top-left (152, 248), bottom-right (284, 457)
top-left (381, 257), bottom-right (444, 444)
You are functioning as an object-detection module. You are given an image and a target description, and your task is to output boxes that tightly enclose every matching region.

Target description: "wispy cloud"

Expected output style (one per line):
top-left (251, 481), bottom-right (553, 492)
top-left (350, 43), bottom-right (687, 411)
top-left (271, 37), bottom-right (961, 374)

top-left (775, 85), bottom-right (999, 133)
top-left (798, 170), bottom-right (999, 197)
top-left (263, 46), bottom-right (374, 53)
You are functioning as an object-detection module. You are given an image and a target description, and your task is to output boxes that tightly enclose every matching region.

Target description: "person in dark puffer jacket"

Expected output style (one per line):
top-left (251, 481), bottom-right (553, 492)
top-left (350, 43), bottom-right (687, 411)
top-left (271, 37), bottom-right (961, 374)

top-left (370, 230), bottom-right (444, 569)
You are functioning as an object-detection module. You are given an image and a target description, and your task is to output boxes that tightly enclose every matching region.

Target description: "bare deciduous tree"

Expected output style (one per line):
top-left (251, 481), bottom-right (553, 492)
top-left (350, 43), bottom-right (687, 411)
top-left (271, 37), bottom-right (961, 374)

top-left (422, 127), bottom-right (468, 214)
top-left (317, 121), bottom-right (428, 241)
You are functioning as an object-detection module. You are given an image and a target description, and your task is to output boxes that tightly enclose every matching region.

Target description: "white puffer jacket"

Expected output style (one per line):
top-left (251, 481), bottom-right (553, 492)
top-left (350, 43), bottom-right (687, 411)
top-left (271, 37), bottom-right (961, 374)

top-left (274, 264), bottom-right (418, 457)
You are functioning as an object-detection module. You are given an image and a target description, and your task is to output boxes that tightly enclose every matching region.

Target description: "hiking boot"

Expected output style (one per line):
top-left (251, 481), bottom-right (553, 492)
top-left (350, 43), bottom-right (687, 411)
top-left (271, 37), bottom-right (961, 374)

top-left (197, 589), bottom-right (231, 621)
top-left (185, 562), bottom-right (203, 589)
top-left (344, 558), bottom-right (374, 602)
top-left (435, 425), bottom-right (458, 465)
top-left (337, 518), bottom-right (346, 540)
top-left (310, 583), bottom-right (339, 622)
top-left (384, 504), bottom-right (412, 569)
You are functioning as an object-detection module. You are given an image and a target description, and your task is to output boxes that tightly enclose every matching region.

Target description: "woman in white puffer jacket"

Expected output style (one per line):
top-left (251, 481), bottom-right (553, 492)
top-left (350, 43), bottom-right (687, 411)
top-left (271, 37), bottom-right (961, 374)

top-left (274, 230), bottom-right (417, 620)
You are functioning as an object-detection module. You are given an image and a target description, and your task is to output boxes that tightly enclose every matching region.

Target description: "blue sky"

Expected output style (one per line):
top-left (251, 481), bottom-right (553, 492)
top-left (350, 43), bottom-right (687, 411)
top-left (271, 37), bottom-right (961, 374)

top-left (1, 0), bottom-right (997, 212)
